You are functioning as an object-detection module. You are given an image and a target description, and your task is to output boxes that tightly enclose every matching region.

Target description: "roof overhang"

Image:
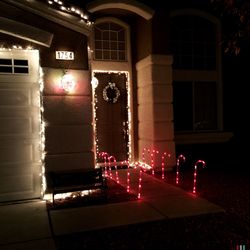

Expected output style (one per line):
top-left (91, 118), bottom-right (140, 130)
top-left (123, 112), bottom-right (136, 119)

top-left (0, 16), bottom-right (53, 47)
top-left (2, 0), bottom-right (92, 37)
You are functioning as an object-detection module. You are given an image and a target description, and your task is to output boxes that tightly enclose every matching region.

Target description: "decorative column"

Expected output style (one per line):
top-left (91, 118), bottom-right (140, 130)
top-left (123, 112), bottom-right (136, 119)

top-left (136, 54), bottom-right (176, 168)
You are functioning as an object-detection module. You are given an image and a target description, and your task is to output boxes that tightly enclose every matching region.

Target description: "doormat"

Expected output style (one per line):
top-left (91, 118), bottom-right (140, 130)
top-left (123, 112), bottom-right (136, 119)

top-left (46, 179), bottom-right (137, 210)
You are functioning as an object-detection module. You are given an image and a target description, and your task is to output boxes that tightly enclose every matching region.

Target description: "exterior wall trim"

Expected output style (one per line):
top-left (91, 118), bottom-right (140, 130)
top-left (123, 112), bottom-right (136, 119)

top-left (170, 8), bottom-right (220, 24)
top-left (175, 132), bottom-right (234, 144)
top-left (86, 0), bottom-right (154, 20)
top-left (136, 54), bottom-right (173, 71)
top-left (0, 16), bottom-right (53, 47)
top-left (4, 0), bottom-right (91, 36)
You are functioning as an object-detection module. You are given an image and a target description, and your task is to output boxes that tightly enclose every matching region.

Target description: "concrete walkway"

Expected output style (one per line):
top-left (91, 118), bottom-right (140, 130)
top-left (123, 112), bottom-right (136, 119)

top-left (0, 168), bottom-right (224, 249)
top-left (0, 200), bottom-right (55, 250)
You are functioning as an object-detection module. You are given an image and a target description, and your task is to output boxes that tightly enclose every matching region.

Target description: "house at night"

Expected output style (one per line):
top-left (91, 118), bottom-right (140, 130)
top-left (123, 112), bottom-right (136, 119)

top-left (0, 0), bottom-right (233, 202)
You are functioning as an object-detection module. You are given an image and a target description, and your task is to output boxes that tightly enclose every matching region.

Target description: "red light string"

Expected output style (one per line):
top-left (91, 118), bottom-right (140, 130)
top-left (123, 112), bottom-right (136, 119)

top-left (142, 147), bottom-right (147, 170)
top-left (127, 166), bottom-right (130, 192)
top-left (176, 154), bottom-right (186, 184)
top-left (161, 152), bottom-right (171, 180)
top-left (192, 160), bottom-right (206, 194)
top-left (98, 151), bottom-right (109, 177)
top-left (148, 149), bottom-right (159, 176)
top-left (122, 160), bottom-right (131, 192)
top-left (108, 155), bottom-right (119, 183)
top-left (107, 155), bottom-right (114, 180)
top-left (138, 167), bottom-right (143, 199)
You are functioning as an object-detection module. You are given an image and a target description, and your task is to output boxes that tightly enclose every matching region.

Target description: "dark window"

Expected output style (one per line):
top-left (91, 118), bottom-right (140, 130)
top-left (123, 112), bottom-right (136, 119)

top-left (14, 59), bottom-right (28, 66)
top-left (14, 67), bottom-right (29, 74)
top-left (170, 15), bottom-right (216, 70)
top-left (173, 81), bottom-right (193, 131)
top-left (0, 58), bottom-right (29, 74)
top-left (0, 66), bottom-right (12, 73)
top-left (0, 59), bottom-right (12, 65)
top-left (173, 81), bottom-right (218, 131)
top-left (194, 81), bottom-right (217, 130)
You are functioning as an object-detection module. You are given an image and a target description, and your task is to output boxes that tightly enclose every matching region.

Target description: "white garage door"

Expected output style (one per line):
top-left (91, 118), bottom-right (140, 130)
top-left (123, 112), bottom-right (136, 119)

top-left (0, 50), bottom-right (41, 202)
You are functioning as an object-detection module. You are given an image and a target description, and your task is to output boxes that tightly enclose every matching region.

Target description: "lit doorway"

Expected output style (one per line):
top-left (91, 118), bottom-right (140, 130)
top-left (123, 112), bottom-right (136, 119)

top-left (92, 71), bottom-right (131, 165)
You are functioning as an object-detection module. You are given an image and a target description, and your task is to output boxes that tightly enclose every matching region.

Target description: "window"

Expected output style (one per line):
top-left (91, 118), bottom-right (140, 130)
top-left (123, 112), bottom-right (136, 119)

top-left (170, 13), bottom-right (222, 133)
top-left (170, 15), bottom-right (216, 70)
top-left (0, 58), bottom-right (29, 74)
top-left (94, 22), bottom-right (126, 61)
top-left (173, 81), bottom-right (218, 131)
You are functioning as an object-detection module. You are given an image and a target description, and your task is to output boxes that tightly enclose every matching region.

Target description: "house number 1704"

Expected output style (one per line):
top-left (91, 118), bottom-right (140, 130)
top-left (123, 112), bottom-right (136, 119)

top-left (56, 51), bottom-right (74, 60)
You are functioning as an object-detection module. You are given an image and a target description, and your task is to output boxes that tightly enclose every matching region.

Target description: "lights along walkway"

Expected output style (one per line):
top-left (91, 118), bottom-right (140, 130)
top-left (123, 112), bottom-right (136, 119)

top-left (48, 168), bottom-right (224, 236)
top-left (117, 168), bottom-right (224, 217)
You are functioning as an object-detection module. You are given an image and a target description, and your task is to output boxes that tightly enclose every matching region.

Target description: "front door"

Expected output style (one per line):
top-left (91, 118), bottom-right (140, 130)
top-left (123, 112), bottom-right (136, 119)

top-left (94, 72), bottom-right (129, 163)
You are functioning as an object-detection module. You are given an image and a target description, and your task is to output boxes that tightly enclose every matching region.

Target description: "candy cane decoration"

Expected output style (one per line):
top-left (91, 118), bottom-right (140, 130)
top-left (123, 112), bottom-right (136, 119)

top-left (161, 152), bottom-right (171, 180)
top-left (108, 155), bottom-right (119, 183)
top-left (138, 167), bottom-right (143, 199)
top-left (142, 147), bottom-right (147, 170)
top-left (176, 154), bottom-right (186, 184)
top-left (99, 152), bottom-right (109, 177)
top-left (148, 149), bottom-right (159, 175)
top-left (122, 160), bottom-right (130, 192)
top-left (127, 167), bottom-right (131, 193)
top-left (193, 160), bottom-right (206, 194)
top-left (107, 155), bottom-right (114, 180)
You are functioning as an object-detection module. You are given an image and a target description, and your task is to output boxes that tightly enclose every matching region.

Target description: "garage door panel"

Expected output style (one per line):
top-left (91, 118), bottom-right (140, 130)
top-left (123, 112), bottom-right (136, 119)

top-left (0, 144), bottom-right (33, 164)
top-left (0, 163), bottom-right (40, 200)
top-left (0, 106), bottom-right (39, 117)
top-left (0, 117), bottom-right (32, 134)
top-left (0, 176), bottom-right (33, 193)
top-left (0, 139), bottom-right (41, 163)
top-left (0, 163), bottom-right (39, 176)
top-left (0, 117), bottom-right (40, 135)
top-left (0, 88), bottom-right (32, 106)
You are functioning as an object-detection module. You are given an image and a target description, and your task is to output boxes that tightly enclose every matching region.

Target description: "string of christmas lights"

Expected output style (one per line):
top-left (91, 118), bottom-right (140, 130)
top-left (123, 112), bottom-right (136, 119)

top-left (39, 67), bottom-right (47, 198)
top-left (0, 45), bottom-right (34, 51)
top-left (108, 155), bottom-right (119, 183)
top-left (192, 160), bottom-right (206, 194)
top-left (43, 0), bottom-right (93, 25)
top-left (176, 154), bottom-right (186, 184)
top-left (92, 70), bottom-right (132, 166)
top-left (161, 152), bottom-right (171, 180)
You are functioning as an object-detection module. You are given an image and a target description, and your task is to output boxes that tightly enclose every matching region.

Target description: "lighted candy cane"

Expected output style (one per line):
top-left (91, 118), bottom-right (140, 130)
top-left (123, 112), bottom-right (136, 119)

top-left (176, 154), bottom-right (186, 184)
top-left (192, 160), bottom-right (206, 194)
top-left (142, 147), bottom-right (147, 170)
top-left (108, 156), bottom-right (119, 183)
top-left (134, 161), bottom-right (139, 169)
top-left (121, 160), bottom-right (130, 192)
top-left (97, 152), bottom-right (104, 173)
top-left (161, 152), bottom-right (171, 180)
top-left (99, 152), bottom-right (109, 177)
top-left (148, 149), bottom-right (159, 175)
top-left (138, 166), bottom-right (143, 199)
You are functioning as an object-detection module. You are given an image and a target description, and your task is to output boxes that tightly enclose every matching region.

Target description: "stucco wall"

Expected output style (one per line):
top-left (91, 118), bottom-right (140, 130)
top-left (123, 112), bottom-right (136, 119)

top-left (43, 68), bottom-right (94, 171)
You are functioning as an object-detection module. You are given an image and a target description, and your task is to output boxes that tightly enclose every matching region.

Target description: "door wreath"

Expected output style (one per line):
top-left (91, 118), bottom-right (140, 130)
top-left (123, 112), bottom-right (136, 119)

top-left (103, 82), bottom-right (120, 103)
